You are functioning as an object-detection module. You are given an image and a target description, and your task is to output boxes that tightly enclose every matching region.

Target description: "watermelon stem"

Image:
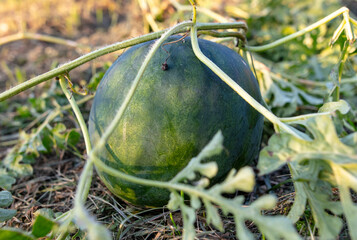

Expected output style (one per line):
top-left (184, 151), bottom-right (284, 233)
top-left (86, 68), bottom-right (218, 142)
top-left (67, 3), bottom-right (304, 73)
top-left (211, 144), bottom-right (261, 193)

top-left (0, 22), bottom-right (246, 102)
top-left (190, 25), bottom-right (310, 141)
top-left (59, 75), bottom-right (110, 238)
top-left (245, 7), bottom-right (355, 52)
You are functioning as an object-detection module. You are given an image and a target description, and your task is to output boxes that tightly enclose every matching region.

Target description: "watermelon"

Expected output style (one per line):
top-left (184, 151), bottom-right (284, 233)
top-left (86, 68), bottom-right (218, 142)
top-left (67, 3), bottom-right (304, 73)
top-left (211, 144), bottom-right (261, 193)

top-left (88, 35), bottom-right (264, 207)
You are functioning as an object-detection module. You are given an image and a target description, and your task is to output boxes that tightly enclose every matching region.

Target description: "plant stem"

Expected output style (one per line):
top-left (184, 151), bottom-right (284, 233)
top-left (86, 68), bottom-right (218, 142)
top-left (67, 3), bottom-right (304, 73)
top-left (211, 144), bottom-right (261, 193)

top-left (59, 78), bottom-right (92, 157)
top-left (198, 30), bottom-right (246, 42)
top-left (279, 112), bottom-right (335, 124)
top-left (245, 7), bottom-right (350, 52)
top-left (93, 157), bottom-right (240, 215)
top-left (0, 22), bottom-right (246, 102)
top-left (56, 78), bottom-right (96, 239)
top-left (333, 41), bottom-right (350, 101)
top-left (0, 32), bottom-right (91, 50)
top-left (188, 0), bottom-right (197, 23)
top-left (190, 25), bottom-right (309, 140)
top-left (169, 0), bottom-right (229, 22)
top-left (59, 77), bottom-right (93, 204)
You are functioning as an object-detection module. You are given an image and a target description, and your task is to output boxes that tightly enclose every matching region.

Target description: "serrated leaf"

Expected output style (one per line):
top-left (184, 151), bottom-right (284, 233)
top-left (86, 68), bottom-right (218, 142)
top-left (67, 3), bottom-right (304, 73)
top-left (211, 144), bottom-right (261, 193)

top-left (197, 130), bottom-right (224, 159)
top-left (332, 164), bottom-right (357, 240)
top-left (250, 195), bottom-right (277, 210)
top-left (233, 196), bottom-right (301, 240)
top-left (0, 228), bottom-right (34, 240)
top-left (266, 80), bottom-right (323, 117)
top-left (31, 214), bottom-right (56, 238)
top-left (235, 215), bottom-right (255, 240)
top-left (0, 208), bottom-right (16, 222)
top-left (181, 204), bottom-right (196, 240)
top-left (0, 191), bottom-right (13, 207)
top-left (254, 215), bottom-right (302, 240)
top-left (258, 115), bottom-right (356, 239)
top-left (167, 192), bottom-right (181, 210)
top-left (258, 116), bottom-right (357, 175)
top-left (203, 200), bottom-right (223, 231)
top-left (318, 99), bottom-right (350, 114)
top-left (195, 162), bottom-right (218, 179)
top-left (170, 131), bottom-right (223, 183)
top-left (190, 195), bottom-right (201, 209)
top-left (210, 167), bottom-right (255, 194)
top-left (290, 177), bottom-right (343, 239)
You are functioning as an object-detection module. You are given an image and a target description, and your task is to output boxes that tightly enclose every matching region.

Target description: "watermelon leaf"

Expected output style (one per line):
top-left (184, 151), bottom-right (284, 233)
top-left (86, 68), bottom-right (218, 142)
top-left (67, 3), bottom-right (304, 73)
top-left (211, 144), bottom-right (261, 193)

top-left (258, 115), bottom-right (357, 239)
top-left (31, 214), bottom-right (56, 238)
top-left (0, 228), bottom-right (34, 240)
top-left (0, 190), bottom-right (13, 207)
top-left (0, 191), bottom-right (16, 222)
top-left (167, 131), bottom-right (300, 239)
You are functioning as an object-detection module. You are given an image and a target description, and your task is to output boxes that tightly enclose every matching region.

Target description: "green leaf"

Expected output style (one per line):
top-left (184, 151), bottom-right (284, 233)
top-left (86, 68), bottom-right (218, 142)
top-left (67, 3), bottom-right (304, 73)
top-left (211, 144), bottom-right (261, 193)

top-left (0, 228), bottom-right (34, 240)
top-left (209, 167), bottom-right (255, 194)
top-left (258, 115), bottom-right (357, 239)
top-left (341, 132), bottom-right (357, 146)
top-left (232, 195), bottom-right (301, 240)
top-left (254, 215), bottom-right (302, 240)
top-left (332, 163), bottom-right (357, 240)
top-left (66, 130), bottom-right (80, 147)
top-left (87, 223), bottom-right (112, 240)
top-left (170, 131), bottom-right (222, 183)
top-left (53, 123), bottom-right (66, 134)
top-left (258, 115), bottom-right (357, 175)
top-left (0, 208), bottom-right (16, 222)
top-left (28, 97), bottom-right (46, 113)
top-left (0, 191), bottom-right (16, 222)
top-left (181, 203), bottom-right (196, 240)
top-left (167, 131), bottom-right (301, 239)
top-left (265, 80), bottom-right (323, 117)
top-left (203, 199), bottom-right (224, 231)
top-left (31, 214), bottom-right (56, 238)
top-left (0, 174), bottom-right (16, 190)
top-left (3, 154), bottom-right (33, 177)
top-left (34, 208), bottom-right (56, 220)
top-left (289, 177), bottom-right (343, 239)
top-left (0, 191), bottom-right (13, 207)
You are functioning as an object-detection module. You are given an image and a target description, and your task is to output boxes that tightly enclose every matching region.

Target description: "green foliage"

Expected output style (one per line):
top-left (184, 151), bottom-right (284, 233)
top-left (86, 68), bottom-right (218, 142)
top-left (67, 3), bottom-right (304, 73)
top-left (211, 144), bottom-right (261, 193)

top-left (168, 131), bottom-right (301, 239)
top-left (0, 212), bottom-right (57, 239)
top-left (263, 77), bottom-right (323, 116)
top-left (87, 62), bottom-right (111, 92)
top-left (2, 123), bottom-right (80, 179)
top-left (31, 215), bottom-right (56, 238)
top-left (258, 115), bottom-right (357, 239)
top-left (248, 0), bottom-right (356, 118)
top-left (0, 228), bottom-right (34, 240)
top-left (0, 191), bottom-right (16, 222)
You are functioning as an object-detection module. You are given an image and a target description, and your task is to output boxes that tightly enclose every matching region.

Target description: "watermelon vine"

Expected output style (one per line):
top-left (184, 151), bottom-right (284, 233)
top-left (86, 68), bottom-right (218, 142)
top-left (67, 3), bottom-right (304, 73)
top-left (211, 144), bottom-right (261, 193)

top-left (0, 1), bottom-right (356, 240)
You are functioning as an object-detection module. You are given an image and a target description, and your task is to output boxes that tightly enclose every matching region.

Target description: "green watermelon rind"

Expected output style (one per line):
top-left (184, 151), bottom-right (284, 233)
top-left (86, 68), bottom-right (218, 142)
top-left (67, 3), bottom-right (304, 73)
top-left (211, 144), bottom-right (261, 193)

top-left (89, 36), bottom-right (264, 207)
